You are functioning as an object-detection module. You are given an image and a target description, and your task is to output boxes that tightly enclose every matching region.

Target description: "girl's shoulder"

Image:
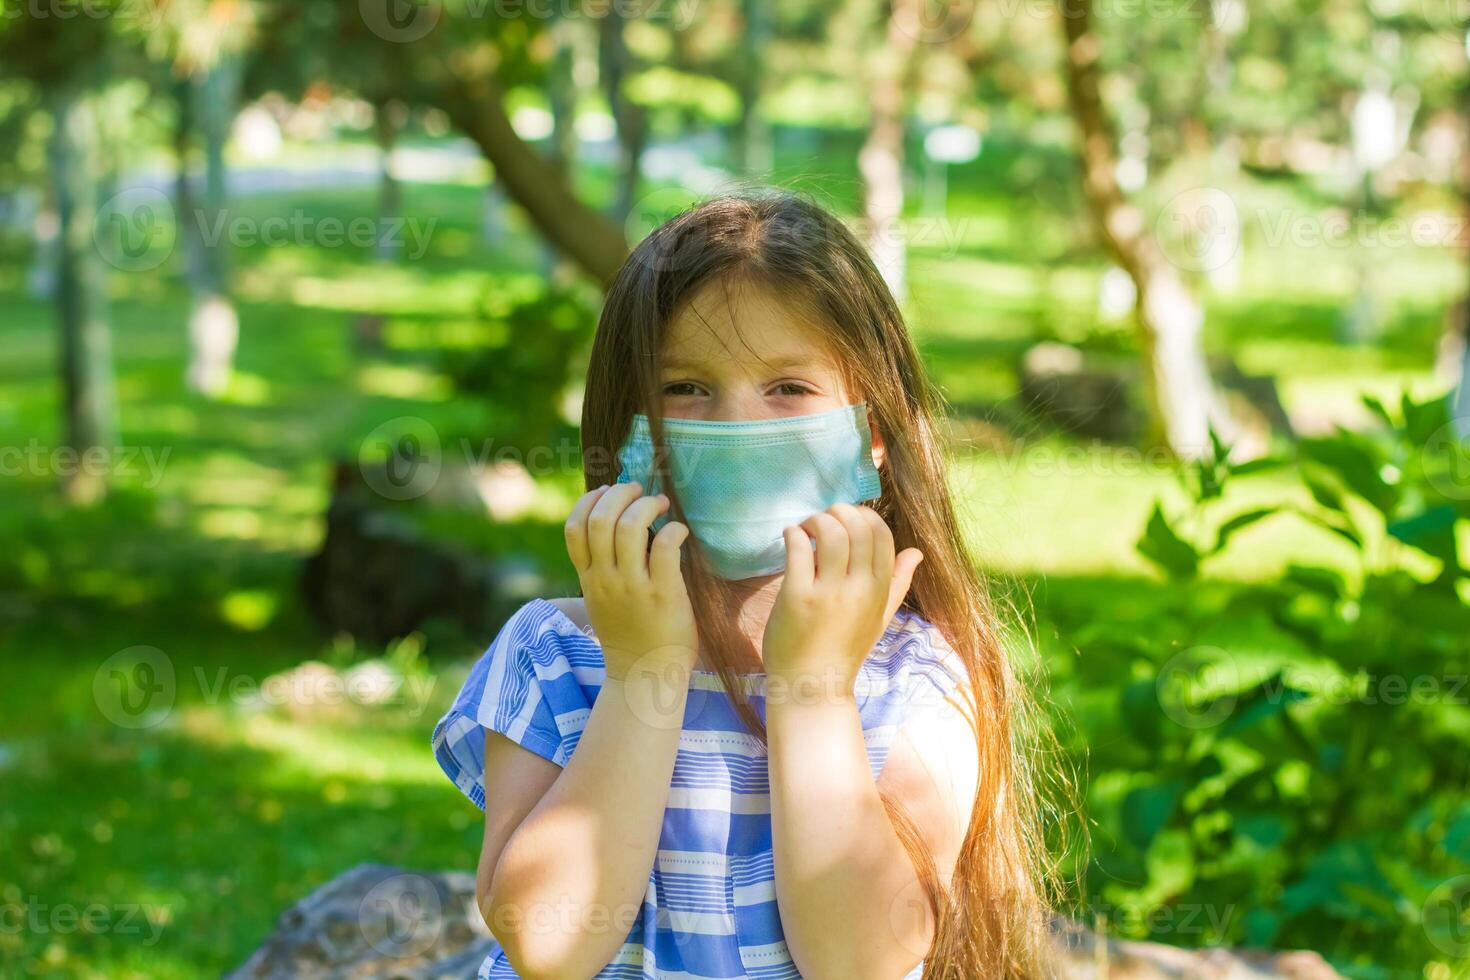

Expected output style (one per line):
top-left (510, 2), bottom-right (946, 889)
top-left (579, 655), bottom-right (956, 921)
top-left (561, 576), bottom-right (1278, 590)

top-left (431, 598), bottom-right (602, 806)
top-left (494, 596), bottom-right (600, 660)
top-left (863, 607), bottom-right (971, 718)
top-left (542, 595), bottom-right (590, 631)
top-left (462, 595), bottom-right (607, 711)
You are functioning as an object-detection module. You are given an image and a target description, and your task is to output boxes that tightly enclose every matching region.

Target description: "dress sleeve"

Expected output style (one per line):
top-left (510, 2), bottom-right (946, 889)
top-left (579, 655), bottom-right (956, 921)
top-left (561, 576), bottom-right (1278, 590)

top-left (889, 616), bottom-right (972, 732)
top-left (855, 612), bottom-right (972, 779)
top-left (431, 600), bottom-right (574, 811)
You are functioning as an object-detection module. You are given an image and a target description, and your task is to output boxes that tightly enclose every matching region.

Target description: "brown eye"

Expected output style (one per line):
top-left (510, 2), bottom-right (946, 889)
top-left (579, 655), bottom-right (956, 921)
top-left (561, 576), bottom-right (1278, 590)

top-left (663, 382), bottom-right (704, 397)
top-left (772, 382), bottom-right (814, 396)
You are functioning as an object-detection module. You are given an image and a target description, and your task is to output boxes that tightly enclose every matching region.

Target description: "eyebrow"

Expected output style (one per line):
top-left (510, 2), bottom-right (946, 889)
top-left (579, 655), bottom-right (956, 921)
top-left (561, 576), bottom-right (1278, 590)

top-left (660, 355), bottom-right (827, 372)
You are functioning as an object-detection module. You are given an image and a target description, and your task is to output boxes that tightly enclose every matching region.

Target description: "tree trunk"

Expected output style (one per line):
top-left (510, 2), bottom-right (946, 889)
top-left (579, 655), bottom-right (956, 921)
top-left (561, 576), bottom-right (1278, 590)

top-left (351, 98), bottom-right (407, 351)
top-left (182, 58), bottom-right (241, 398)
top-left (48, 89), bottom-right (116, 503)
top-left (858, 0), bottom-right (921, 304)
top-left (546, 18), bottom-right (579, 179)
top-left (733, 0), bottom-right (773, 176)
top-left (599, 7), bottom-right (646, 226)
top-left (1450, 85), bottom-right (1470, 440)
top-left (438, 72), bottom-right (628, 289)
top-left (373, 100), bottom-right (404, 263)
top-left (1060, 0), bottom-right (1231, 458)
top-left (1454, 304), bottom-right (1470, 441)
top-left (27, 186), bottom-right (59, 300)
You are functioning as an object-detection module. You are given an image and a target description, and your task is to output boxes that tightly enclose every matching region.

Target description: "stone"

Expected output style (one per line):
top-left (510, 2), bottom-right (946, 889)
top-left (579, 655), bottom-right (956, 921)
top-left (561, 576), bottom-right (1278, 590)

top-left (229, 864), bottom-right (1346, 979)
top-left (300, 462), bottom-right (503, 645)
top-left (1019, 342), bottom-right (1141, 443)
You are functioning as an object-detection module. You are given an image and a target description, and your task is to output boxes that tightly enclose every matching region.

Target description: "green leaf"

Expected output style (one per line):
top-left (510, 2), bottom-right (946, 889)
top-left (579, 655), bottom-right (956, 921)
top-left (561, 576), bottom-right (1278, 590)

top-left (1120, 680), bottom-right (1167, 744)
top-left (1308, 514), bottom-right (1362, 549)
top-left (1386, 505), bottom-right (1460, 574)
top-left (1228, 455), bottom-right (1286, 478)
top-left (1236, 814), bottom-right (1288, 848)
top-left (1146, 828), bottom-right (1196, 896)
top-left (1284, 565), bottom-right (1347, 599)
top-left (1303, 472), bottom-right (1346, 513)
top-left (1243, 907), bottom-right (1281, 947)
top-left (1213, 508), bottom-right (1275, 553)
top-left (1198, 426), bottom-right (1229, 501)
top-left (1300, 433), bottom-right (1397, 515)
top-left (1281, 842), bottom-right (1398, 921)
top-left (1217, 672), bottom-right (1312, 740)
top-left (1401, 391), bottom-right (1450, 446)
top-left (1446, 804), bottom-right (1470, 862)
top-left (1122, 780), bottom-right (1183, 851)
top-left (1137, 504), bottom-right (1199, 579)
top-left (1361, 393), bottom-right (1395, 429)
top-left (1209, 425), bottom-right (1230, 467)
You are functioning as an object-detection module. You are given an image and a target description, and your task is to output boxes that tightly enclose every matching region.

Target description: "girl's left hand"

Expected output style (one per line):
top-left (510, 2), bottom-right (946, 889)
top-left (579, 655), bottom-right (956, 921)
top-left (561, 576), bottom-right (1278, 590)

top-left (761, 503), bottom-right (923, 692)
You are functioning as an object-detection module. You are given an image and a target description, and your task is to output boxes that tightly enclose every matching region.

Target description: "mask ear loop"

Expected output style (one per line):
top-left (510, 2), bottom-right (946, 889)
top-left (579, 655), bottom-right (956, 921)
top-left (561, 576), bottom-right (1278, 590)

top-left (647, 417), bottom-right (708, 578)
top-left (644, 349), bottom-right (676, 541)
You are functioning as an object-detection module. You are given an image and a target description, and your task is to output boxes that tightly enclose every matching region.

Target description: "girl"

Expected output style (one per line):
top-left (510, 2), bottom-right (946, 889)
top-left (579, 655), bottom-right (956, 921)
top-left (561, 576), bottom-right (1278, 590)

top-left (434, 193), bottom-right (1052, 978)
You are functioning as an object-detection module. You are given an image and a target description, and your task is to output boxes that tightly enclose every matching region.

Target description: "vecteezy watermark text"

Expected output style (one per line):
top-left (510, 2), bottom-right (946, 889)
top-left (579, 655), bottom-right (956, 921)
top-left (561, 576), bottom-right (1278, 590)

top-left (0, 899), bottom-right (168, 947)
top-left (0, 441), bottom-right (170, 489)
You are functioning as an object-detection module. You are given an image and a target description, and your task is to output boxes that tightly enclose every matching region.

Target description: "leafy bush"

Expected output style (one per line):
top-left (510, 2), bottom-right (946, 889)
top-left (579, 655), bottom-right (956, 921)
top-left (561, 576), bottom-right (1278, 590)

top-left (1076, 393), bottom-right (1470, 977)
top-left (443, 279), bottom-right (601, 454)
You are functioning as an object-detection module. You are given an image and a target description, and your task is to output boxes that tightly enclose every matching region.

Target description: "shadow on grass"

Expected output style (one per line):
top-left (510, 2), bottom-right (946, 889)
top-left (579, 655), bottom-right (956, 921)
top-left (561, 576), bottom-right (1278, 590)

top-left (1, 709), bottom-right (481, 979)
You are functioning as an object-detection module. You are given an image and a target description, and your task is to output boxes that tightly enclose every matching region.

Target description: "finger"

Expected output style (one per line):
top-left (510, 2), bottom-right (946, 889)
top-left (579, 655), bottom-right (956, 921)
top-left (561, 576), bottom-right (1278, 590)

top-left (782, 524), bottom-right (815, 588)
top-left (649, 520), bottom-right (690, 591)
top-left (885, 548), bottom-right (924, 624)
top-left (564, 485), bottom-right (611, 572)
top-left (800, 512), bottom-right (848, 582)
top-left (866, 508), bottom-right (896, 582)
top-left (586, 482), bottom-right (645, 569)
top-left (829, 503), bottom-right (872, 577)
top-left (615, 494), bottom-right (669, 578)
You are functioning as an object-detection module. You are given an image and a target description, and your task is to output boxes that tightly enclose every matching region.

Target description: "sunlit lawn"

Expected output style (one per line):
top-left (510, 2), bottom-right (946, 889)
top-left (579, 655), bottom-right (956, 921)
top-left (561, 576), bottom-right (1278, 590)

top-left (0, 136), bottom-right (1459, 976)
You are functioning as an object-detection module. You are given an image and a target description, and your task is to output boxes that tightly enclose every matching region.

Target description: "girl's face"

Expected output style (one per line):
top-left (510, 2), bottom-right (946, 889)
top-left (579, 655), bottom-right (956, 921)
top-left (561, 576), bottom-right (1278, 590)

top-left (659, 280), bottom-right (853, 423)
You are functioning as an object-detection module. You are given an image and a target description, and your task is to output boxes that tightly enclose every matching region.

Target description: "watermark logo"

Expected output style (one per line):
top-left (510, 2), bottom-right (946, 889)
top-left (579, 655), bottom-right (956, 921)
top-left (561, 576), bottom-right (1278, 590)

top-left (359, 873), bottom-right (444, 958)
top-left (618, 646), bottom-right (700, 731)
top-left (1420, 0), bottom-right (1470, 41)
top-left (1155, 645), bottom-right (1239, 729)
top-left (94, 187), bottom-right (176, 272)
top-left (1424, 874), bottom-right (1470, 957)
top-left (93, 646), bottom-right (176, 730)
top-left (359, 417), bottom-right (443, 501)
top-left (1154, 187), bottom-right (1240, 273)
top-left (1424, 422), bottom-right (1470, 502)
top-left (624, 187), bottom-right (707, 274)
top-left (359, 0), bottom-right (441, 42)
top-left (893, 0), bottom-right (975, 43)
top-left (887, 875), bottom-right (943, 957)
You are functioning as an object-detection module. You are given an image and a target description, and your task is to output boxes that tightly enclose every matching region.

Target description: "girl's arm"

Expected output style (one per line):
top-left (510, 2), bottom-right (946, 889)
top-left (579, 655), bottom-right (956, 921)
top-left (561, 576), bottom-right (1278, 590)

top-left (476, 483), bottom-right (697, 979)
top-left (763, 503), bottom-right (975, 979)
top-left (480, 669), bottom-right (690, 979)
top-left (766, 681), bottom-right (977, 978)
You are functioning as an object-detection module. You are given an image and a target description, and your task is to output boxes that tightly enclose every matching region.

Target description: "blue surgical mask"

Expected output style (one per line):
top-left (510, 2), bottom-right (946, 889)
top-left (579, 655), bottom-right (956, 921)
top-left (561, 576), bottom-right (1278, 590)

top-left (614, 403), bottom-right (883, 580)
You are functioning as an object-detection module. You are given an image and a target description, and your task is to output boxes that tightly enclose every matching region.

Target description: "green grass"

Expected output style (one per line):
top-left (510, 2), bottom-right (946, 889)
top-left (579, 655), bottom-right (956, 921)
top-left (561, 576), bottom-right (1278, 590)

top-left (0, 131), bottom-right (1462, 976)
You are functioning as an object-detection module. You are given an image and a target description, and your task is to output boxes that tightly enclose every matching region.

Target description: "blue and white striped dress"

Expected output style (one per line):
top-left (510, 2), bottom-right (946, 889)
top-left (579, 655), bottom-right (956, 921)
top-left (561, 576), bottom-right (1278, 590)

top-left (432, 596), bottom-right (965, 979)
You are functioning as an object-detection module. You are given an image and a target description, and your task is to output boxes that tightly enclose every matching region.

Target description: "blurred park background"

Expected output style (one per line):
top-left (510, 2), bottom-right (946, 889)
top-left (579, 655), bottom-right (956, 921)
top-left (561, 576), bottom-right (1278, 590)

top-left (3, 0), bottom-right (1470, 977)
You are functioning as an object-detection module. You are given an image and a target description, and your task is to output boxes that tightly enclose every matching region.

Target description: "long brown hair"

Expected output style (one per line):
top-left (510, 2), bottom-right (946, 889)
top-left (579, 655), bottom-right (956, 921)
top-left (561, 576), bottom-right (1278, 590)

top-left (581, 191), bottom-right (1059, 977)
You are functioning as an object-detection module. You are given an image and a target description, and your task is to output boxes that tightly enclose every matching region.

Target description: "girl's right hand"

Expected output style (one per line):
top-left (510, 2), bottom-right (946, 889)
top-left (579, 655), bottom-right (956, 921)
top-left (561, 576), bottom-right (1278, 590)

top-left (564, 483), bottom-right (697, 681)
